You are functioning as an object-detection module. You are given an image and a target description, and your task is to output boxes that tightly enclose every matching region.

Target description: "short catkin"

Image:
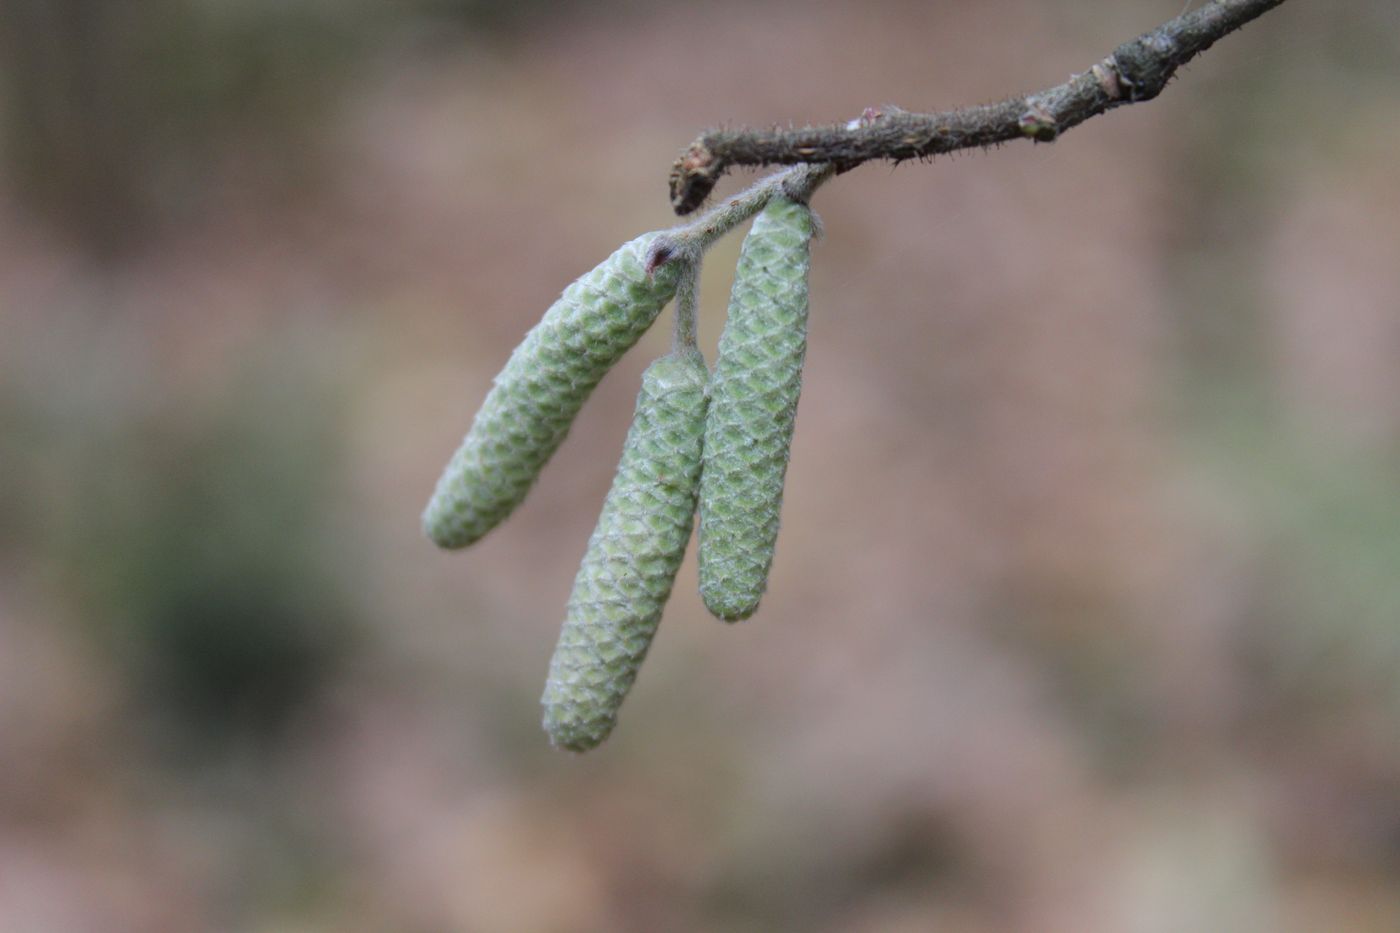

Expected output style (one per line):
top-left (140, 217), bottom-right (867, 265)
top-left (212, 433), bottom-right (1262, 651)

top-left (541, 348), bottom-right (709, 751)
top-left (697, 197), bottom-right (814, 621)
top-left (422, 234), bottom-right (680, 549)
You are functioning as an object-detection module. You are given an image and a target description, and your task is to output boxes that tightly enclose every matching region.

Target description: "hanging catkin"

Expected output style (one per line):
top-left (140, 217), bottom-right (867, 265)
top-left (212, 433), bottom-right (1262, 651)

top-left (541, 348), bottom-right (710, 751)
top-left (423, 234), bottom-right (680, 549)
top-left (697, 197), bottom-right (813, 621)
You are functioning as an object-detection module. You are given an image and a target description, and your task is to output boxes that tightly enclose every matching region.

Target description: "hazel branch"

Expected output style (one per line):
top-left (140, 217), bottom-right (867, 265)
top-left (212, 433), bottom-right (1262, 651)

top-left (668, 0), bottom-right (1290, 214)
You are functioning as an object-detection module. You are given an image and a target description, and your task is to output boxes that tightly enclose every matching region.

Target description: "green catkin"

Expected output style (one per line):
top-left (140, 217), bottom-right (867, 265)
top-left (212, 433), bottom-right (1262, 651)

top-left (422, 233), bottom-right (681, 549)
top-left (697, 197), bottom-right (814, 621)
top-left (541, 348), bottom-right (709, 752)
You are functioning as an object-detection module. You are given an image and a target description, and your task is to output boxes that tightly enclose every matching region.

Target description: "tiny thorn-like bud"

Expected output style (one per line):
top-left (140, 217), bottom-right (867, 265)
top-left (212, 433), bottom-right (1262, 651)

top-left (1018, 101), bottom-right (1058, 141)
top-left (645, 238), bottom-right (677, 277)
top-left (423, 233), bottom-right (681, 549)
top-left (697, 196), bottom-right (814, 622)
top-left (542, 348), bottom-right (710, 751)
top-left (1092, 61), bottom-right (1123, 100)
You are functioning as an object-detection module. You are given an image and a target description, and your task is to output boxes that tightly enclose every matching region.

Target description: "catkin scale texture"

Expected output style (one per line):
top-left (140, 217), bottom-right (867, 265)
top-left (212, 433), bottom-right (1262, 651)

top-left (698, 197), bottom-right (813, 621)
top-left (541, 349), bottom-right (709, 752)
top-left (422, 234), bottom-right (680, 549)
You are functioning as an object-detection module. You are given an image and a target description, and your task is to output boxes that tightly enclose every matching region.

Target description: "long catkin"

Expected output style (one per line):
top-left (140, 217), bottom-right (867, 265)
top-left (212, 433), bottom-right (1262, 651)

top-left (697, 197), bottom-right (814, 621)
top-left (423, 234), bottom-right (680, 549)
top-left (541, 348), bottom-right (709, 751)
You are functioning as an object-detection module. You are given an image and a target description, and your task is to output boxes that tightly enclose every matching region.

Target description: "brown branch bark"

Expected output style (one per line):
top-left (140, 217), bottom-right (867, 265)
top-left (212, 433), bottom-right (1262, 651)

top-left (669, 0), bottom-right (1290, 214)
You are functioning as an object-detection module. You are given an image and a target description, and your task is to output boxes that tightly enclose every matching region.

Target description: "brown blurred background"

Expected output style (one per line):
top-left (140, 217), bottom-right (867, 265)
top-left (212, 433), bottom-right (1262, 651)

top-left (2, 1), bottom-right (1398, 930)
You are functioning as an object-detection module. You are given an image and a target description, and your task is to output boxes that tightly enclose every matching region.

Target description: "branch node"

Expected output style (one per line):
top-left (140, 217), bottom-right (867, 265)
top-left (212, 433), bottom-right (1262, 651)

top-left (669, 142), bottom-right (723, 215)
top-left (1112, 32), bottom-right (1180, 103)
top-left (1091, 60), bottom-right (1124, 100)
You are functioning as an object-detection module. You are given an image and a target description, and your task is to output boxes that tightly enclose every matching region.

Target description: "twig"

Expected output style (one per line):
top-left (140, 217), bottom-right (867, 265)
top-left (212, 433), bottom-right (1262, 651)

top-left (669, 0), bottom-right (1289, 214)
top-left (646, 163), bottom-right (833, 274)
top-left (671, 259), bottom-right (700, 352)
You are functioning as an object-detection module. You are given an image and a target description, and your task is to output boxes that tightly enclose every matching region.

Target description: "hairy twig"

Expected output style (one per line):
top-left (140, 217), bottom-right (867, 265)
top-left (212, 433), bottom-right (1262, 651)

top-left (671, 259), bottom-right (701, 352)
top-left (651, 163), bottom-right (833, 269)
top-left (645, 162), bottom-right (832, 281)
top-left (669, 0), bottom-right (1289, 214)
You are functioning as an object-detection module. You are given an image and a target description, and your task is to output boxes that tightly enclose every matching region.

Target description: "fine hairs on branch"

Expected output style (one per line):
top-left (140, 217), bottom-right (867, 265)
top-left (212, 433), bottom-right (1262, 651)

top-left (670, 0), bottom-right (1288, 212)
top-left (422, 0), bottom-right (1291, 751)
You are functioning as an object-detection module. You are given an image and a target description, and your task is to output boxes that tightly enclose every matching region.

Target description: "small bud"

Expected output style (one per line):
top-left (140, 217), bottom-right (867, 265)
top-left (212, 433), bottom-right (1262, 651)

top-left (1018, 101), bottom-right (1058, 141)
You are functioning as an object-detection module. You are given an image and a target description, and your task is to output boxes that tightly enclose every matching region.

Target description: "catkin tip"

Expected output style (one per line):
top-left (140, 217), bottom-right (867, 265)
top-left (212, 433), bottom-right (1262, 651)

top-left (543, 707), bottom-right (612, 752)
top-left (701, 590), bottom-right (760, 623)
top-left (422, 513), bottom-right (468, 550)
top-left (547, 732), bottom-right (599, 753)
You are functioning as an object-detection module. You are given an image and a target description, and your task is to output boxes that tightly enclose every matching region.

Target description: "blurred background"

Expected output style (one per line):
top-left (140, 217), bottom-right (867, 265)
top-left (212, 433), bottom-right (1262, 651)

top-left (1, 0), bottom-right (1398, 930)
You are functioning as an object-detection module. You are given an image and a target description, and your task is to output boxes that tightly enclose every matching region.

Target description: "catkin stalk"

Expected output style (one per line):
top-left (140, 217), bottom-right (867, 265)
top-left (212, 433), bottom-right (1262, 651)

top-left (423, 234), bottom-right (680, 549)
top-left (542, 348), bottom-right (709, 751)
top-left (697, 197), bottom-right (814, 621)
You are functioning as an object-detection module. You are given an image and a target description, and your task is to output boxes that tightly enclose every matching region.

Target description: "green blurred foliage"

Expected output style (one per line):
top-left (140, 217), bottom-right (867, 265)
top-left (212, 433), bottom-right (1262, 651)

top-left (1193, 388), bottom-right (1400, 714)
top-left (17, 343), bottom-right (362, 750)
